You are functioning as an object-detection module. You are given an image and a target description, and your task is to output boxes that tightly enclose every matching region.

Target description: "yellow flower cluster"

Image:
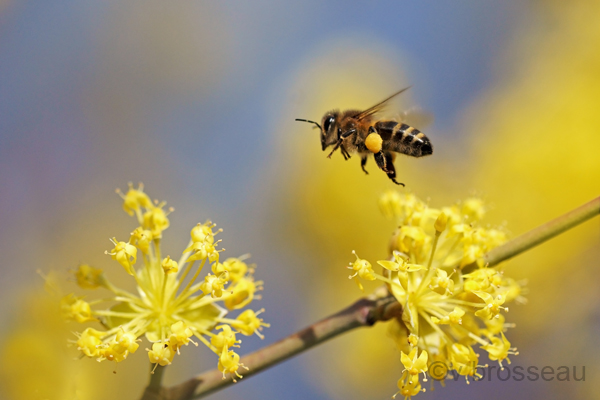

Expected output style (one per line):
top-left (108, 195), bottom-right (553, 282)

top-left (349, 192), bottom-right (524, 399)
top-left (62, 183), bottom-right (269, 378)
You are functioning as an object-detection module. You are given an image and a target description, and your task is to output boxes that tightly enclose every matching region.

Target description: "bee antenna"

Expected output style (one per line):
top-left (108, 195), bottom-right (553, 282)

top-left (295, 118), bottom-right (322, 130)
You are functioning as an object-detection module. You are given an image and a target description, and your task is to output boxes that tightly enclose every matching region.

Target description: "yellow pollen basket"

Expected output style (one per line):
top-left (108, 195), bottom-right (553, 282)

top-left (365, 132), bottom-right (383, 153)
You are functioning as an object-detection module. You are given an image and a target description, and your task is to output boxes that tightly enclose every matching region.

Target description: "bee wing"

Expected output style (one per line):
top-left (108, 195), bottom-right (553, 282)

top-left (397, 107), bottom-right (434, 129)
top-left (354, 87), bottom-right (412, 121)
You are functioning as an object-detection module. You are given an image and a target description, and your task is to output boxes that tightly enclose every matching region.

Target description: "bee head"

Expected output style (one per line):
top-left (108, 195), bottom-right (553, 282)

top-left (294, 112), bottom-right (340, 151)
top-left (320, 112), bottom-right (340, 151)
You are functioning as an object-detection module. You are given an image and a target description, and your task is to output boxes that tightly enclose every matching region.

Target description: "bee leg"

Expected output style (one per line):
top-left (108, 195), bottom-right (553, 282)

top-left (327, 128), bottom-right (357, 158)
top-left (341, 145), bottom-right (351, 160)
top-left (383, 152), bottom-right (405, 186)
top-left (360, 155), bottom-right (369, 174)
top-left (374, 151), bottom-right (404, 186)
top-left (374, 150), bottom-right (388, 172)
top-left (326, 140), bottom-right (342, 158)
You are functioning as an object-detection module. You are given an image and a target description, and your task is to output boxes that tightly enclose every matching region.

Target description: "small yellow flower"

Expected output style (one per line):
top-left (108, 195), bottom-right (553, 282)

top-left (76, 328), bottom-right (104, 357)
top-left (168, 321), bottom-right (196, 351)
top-left (210, 325), bottom-right (240, 353)
top-left (162, 256), bottom-right (179, 274)
top-left (200, 273), bottom-right (229, 298)
top-left (117, 182), bottom-right (152, 217)
top-left (219, 257), bottom-right (250, 282)
top-left (185, 240), bottom-right (220, 263)
top-left (148, 342), bottom-right (175, 367)
top-left (393, 376), bottom-right (424, 399)
top-left (143, 203), bottom-right (170, 238)
top-left (106, 238), bottom-right (137, 275)
top-left (481, 313), bottom-right (507, 337)
top-left (434, 212), bottom-right (448, 233)
top-left (191, 221), bottom-right (219, 244)
top-left (378, 251), bottom-right (426, 290)
top-left (212, 256), bottom-right (251, 281)
top-left (347, 251), bottom-right (375, 291)
top-left (99, 339), bottom-right (130, 363)
top-left (431, 307), bottom-right (464, 325)
top-left (449, 344), bottom-right (482, 382)
top-left (115, 329), bottom-right (140, 354)
top-left (407, 333), bottom-right (419, 347)
top-left (428, 268), bottom-right (455, 295)
top-left (223, 277), bottom-right (262, 310)
top-left (230, 309), bottom-right (271, 338)
top-left (463, 268), bottom-right (501, 292)
top-left (218, 346), bottom-right (246, 381)
top-left (481, 332), bottom-right (518, 368)
top-left (378, 251), bottom-right (425, 273)
top-left (74, 264), bottom-right (104, 290)
top-left (473, 291), bottom-right (508, 320)
top-left (400, 348), bottom-right (428, 379)
top-left (60, 294), bottom-right (96, 323)
top-left (130, 227), bottom-right (153, 254)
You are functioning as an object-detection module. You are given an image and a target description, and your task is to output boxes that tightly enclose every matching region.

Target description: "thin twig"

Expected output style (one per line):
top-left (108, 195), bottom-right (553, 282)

top-left (147, 195), bottom-right (599, 400)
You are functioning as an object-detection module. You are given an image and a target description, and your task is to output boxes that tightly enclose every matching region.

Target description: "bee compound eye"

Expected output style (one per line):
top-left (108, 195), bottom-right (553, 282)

top-left (323, 116), bottom-right (334, 132)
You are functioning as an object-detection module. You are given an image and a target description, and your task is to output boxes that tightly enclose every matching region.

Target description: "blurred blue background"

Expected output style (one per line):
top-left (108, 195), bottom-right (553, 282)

top-left (6, 1), bottom-right (594, 400)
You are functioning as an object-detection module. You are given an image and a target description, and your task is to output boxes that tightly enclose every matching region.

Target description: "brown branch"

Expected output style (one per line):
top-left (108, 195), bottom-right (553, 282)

top-left (164, 286), bottom-right (400, 400)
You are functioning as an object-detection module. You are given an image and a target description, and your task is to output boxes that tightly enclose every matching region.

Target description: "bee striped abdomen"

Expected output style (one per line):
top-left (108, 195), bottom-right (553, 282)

top-left (371, 120), bottom-right (395, 140)
top-left (374, 121), bottom-right (433, 157)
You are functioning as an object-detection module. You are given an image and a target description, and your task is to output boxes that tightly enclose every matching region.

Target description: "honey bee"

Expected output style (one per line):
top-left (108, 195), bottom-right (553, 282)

top-left (295, 87), bottom-right (432, 186)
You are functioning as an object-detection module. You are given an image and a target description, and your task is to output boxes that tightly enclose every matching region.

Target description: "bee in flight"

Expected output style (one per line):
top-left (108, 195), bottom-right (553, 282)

top-left (295, 87), bottom-right (432, 186)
